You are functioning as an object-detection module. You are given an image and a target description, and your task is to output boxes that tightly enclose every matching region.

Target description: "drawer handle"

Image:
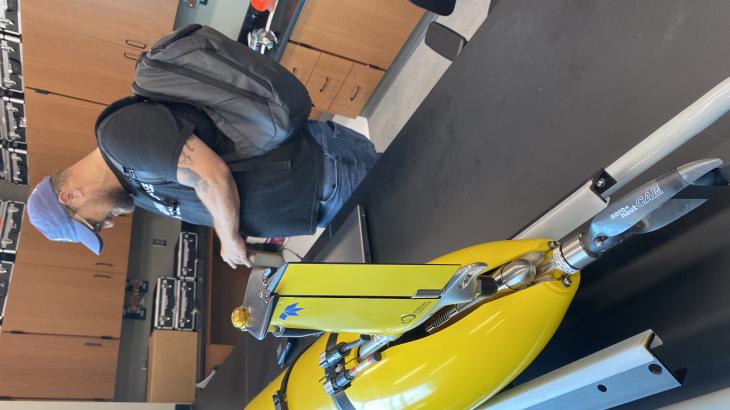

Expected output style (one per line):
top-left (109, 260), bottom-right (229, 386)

top-left (123, 52), bottom-right (140, 61)
top-left (319, 77), bottom-right (330, 93)
top-left (84, 342), bottom-right (103, 348)
top-left (93, 273), bottom-right (112, 279)
top-left (350, 85), bottom-right (361, 101)
top-left (95, 263), bottom-right (113, 268)
top-left (125, 39), bottom-right (147, 49)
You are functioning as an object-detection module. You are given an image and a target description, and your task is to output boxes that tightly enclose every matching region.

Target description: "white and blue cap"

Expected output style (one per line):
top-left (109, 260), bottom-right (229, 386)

top-left (27, 176), bottom-right (103, 255)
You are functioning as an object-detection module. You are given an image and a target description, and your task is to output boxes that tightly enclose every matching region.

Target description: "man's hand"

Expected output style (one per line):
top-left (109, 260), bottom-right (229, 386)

top-left (220, 235), bottom-right (252, 269)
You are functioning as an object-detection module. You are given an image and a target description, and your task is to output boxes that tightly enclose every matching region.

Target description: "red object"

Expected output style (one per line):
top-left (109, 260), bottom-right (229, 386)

top-left (251, 0), bottom-right (276, 12)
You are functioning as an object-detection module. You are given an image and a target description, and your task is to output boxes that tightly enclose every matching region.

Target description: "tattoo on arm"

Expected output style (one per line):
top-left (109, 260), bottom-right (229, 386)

top-left (175, 135), bottom-right (239, 242)
top-left (177, 167), bottom-right (208, 191)
top-left (178, 140), bottom-right (196, 167)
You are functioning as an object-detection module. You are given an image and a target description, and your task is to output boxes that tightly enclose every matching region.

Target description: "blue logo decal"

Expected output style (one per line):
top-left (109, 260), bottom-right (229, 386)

top-left (279, 303), bottom-right (303, 321)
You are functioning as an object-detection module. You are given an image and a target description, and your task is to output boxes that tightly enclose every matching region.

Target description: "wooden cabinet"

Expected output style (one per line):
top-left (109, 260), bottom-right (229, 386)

top-left (2, 263), bottom-right (126, 338)
top-left (290, 0), bottom-right (424, 69)
top-left (23, 19), bottom-right (140, 104)
top-left (286, 0), bottom-right (420, 117)
top-left (23, 0), bottom-right (177, 50)
top-left (24, 91), bottom-right (106, 186)
top-left (305, 53), bottom-right (353, 110)
top-left (329, 64), bottom-right (385, 118)
top-left (279, 43), bottom-right (321, 85)
top-left (16, 213), bottom-right (133, 275)
top-left (147, 330), bottom-right (198, 403)
top-left (281, 44), bottom-right (386, 117)
top-left (21, 0), bottom-right (177, 103)
top-left (0, 333), bottom-right (119, 399)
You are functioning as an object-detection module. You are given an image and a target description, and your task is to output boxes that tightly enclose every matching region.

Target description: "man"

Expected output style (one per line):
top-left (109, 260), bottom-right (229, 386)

top-left (27, 98), bottom-right (378, 268)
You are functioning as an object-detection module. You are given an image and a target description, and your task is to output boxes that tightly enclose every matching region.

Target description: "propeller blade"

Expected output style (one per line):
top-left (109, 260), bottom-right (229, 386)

top-left (635, 198), bottom-right (707, 234)
top-left (588, 158), bottom-right (722, 240)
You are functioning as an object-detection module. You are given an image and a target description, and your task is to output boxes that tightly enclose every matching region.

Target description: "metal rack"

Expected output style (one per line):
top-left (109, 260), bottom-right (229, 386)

top-left (0, 1), bottom-right (25, 186)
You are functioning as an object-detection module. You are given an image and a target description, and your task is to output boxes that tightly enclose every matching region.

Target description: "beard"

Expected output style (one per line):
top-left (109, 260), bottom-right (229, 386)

top-left (98, 187), bottom-right (135, 214)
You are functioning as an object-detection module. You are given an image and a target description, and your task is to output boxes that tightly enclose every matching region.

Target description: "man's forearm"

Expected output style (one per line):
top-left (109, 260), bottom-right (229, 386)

top-left (181, 167), bottom-right (241, 241)
top-left (176, 135), bottom-right (250, 268)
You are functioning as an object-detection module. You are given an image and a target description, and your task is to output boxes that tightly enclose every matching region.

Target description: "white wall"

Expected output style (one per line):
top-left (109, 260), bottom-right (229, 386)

top-left (174, 0), bottom-right (251, 39)
top-left (0, 403), bottom-right (175, 410)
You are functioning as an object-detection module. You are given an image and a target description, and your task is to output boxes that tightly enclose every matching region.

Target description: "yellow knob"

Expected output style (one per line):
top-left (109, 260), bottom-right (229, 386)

top-left (231, 306), bottom-right (251, 330)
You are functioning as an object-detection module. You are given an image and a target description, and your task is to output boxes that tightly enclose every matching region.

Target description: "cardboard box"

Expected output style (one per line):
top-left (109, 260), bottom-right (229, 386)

top-left (147, 330), bottom-right (198, 403)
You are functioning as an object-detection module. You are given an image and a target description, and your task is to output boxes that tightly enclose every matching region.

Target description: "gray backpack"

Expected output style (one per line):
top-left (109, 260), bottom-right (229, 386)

top-left (132, 24), bottom-right (312, 161)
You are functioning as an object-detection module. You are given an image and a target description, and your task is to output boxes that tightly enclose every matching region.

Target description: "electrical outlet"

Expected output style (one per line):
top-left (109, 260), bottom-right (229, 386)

top-left (152, 238), bottom-right (168, 247)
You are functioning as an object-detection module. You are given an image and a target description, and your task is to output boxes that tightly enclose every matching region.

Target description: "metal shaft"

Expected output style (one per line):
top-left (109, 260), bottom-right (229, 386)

top-left (604, 77), bottom-right (730, 197)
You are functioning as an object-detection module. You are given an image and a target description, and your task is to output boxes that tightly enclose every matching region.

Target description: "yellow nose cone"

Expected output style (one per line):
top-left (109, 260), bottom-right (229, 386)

top-left (231, 306), bottom-right (251, 330)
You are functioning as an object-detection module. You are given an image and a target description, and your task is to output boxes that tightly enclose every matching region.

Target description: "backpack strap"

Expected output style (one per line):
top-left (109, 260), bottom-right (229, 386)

top-left (97, 97), bottom-right (301, 190)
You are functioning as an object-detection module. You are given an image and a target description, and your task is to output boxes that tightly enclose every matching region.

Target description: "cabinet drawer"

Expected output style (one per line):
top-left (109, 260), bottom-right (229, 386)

top-left (23, 20), bottom-right (140, 104)
top-left (16, 213), bottom-right (133, 275)
top-left (23, 0), bottom-right (177, 50)
top-left (3, 263), bottom-right (126, 338)
top-left (329, 64), bottom-right (385, 118)
top-left (279, 43), bottom-right (321, 85)
top-left (305, 53), bottom-right (353, 110)
top-left (0, 333), bottom-right (119, 399)
top-left (24, 91), bottom-right (106, 186)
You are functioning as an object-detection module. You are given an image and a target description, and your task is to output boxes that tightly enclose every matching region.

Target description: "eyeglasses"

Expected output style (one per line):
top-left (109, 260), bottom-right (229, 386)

top-left (60, 203), bottom-right (104, 234)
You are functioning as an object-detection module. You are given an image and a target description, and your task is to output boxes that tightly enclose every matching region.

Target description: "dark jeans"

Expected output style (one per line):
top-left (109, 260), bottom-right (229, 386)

top-left (306, 121), bottom-right (379, 228)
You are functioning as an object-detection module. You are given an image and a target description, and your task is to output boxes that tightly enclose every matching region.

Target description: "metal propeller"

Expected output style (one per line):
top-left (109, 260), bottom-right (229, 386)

top-left (549, 158), bottom-right (729, 274)
top-left (584, 159), bottom-right (722, 253)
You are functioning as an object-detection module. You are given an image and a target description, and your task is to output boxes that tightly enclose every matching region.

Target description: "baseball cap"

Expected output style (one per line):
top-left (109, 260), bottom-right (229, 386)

top-left (27, 176), bottom-right (104, 255)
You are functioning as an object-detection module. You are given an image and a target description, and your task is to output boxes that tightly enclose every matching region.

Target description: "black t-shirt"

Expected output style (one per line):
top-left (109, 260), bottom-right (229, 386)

top-left (96, 99), bottom-right (323, 237)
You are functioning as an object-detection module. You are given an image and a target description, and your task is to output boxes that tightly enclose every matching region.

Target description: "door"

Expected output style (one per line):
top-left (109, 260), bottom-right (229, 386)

top-left (23, 0), bottom-right (178, 50)
top-left (329, 64), bottom-right (385, 118)
top-left (16, 212), bottom-right (133, 274)
top-left (305, 53), bottom-right (353, 110)
top-left (24, 91), bottom-right (106, 186)
top-left (279, 43), bottom-right (321, 85)
top-left (22, 19), bottom-right (141, 104)
top-left (0, 332), bottom-right (119, 399)
top-left (2, 263), bottom-right (126, 338)
top-left (290, 0), bottom-right (424, 69)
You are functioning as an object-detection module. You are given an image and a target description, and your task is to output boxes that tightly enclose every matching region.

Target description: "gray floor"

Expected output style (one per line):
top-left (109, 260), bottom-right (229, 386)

top-left (366, 0), bottom-right (494, 152)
